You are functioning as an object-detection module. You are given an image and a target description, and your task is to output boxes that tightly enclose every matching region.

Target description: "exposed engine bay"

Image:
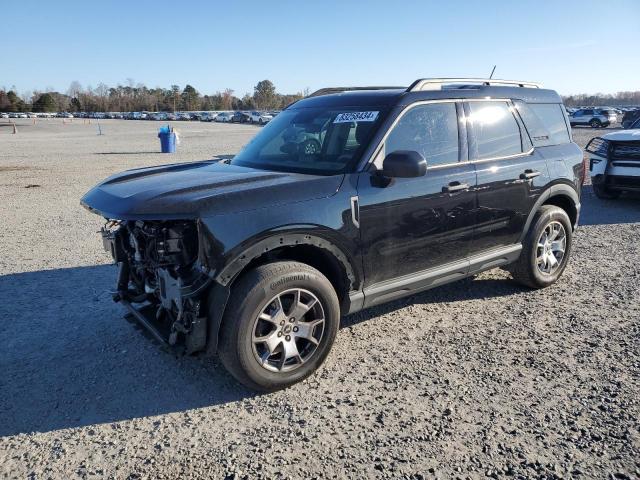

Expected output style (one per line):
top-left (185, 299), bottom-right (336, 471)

top-left (101, 219), bottom-right (214, 353)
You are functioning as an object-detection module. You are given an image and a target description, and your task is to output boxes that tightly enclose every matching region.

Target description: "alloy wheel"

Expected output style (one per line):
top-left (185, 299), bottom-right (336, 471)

top-left (251, 288), bottom-right (325, 372)
top-left (536, 221), bottom-right (566, 275)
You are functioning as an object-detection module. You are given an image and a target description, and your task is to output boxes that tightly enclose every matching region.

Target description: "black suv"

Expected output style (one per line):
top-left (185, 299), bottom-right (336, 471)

top-left (82, 78), bottom-right (583, 391)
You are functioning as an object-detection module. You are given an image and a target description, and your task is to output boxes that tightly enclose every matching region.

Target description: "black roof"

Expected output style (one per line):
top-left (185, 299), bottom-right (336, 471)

top-left (289, 85), bottom-right (562, 110)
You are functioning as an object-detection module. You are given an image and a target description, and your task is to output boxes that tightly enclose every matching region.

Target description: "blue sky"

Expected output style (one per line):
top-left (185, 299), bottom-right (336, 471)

top-left (3, 0), bottom-right (639, 97)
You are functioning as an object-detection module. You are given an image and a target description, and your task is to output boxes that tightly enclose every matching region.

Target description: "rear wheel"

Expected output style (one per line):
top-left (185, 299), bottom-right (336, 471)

top-left (593, 183), bottom-right (621, 199)
top-left (590, 118), bottom-right (602, 128)
top-left (508, 205), bottom-right (573, 289)
top-left (218, 261), bottom-right (340, 391)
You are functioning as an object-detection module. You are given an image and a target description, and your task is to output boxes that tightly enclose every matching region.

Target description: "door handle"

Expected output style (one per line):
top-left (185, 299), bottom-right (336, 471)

top-left (442, 181), bottom-right (470, 193)
top-left (519, 169), bottom-right (541, 180)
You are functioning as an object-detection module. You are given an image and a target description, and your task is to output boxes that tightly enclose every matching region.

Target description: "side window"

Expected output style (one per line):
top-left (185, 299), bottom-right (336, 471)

top-left (467, 101), bottom-right (523, 159)
top-left (529, 104), bottom-right (570, 145)
top-left (514, 101), bottom-right (570, 146)
top-left (384, 102), bottom-right (459, 167)
top-left (583, 109), bottom-right (594, 116)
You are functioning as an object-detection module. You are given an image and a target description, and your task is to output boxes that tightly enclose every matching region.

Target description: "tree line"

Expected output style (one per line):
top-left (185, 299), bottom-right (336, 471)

top-left (2, 81), bottom-right (639, 113)
top-left (0, 79), bottom-right (306, 113)
top-left (562, 91), bottom-right (640, 107)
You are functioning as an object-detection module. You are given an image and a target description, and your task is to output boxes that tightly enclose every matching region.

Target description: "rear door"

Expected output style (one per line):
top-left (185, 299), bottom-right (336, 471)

top-left (465, 100), bottom-right (550, 253)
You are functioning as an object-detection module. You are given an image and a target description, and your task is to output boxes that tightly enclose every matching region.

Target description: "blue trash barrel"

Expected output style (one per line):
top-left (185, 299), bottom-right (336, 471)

top-left (158, 126), bottom-right (176, 153)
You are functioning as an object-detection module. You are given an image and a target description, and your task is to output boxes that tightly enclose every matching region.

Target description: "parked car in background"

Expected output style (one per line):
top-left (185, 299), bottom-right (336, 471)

top-left (230, 111), bottom-right (251, 123)
top-left (586, 128), bottom-right (640, 198)
top-left (569, 108), bottom-right (617, 128)
top-left (149, 112), bottom-right (168, 121)
top-left (177, 113), bottom-right (191, 121)
top-left (248, 111), bottom-right (273, 124)
top-left (622, 109), bottom-right (640, 128)
top-left (215, 112), bottom-right (233, 122)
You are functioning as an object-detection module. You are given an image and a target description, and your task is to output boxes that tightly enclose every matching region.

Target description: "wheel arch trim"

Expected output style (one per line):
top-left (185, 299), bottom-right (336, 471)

top-left (519, 183), bottom-right (580, 243)
top-left (215, 232), bottom-right (359, 290)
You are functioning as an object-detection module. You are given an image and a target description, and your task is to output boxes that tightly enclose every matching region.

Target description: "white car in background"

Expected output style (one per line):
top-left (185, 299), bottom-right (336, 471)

top-left (570, 108), bottom-right (617, 128)
top-left (215, 112), bottom-right (233, 123)
top-left (586, 128), bottom-right (640, 199)
top-left (248, 111), bottom-right (273, 125)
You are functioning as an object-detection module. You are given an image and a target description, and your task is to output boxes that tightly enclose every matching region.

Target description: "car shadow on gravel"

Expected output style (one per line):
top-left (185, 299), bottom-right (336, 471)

top-left (579, 185), bottom-right (640, 226)
top-left (0, 265), bottom-right (256, 437)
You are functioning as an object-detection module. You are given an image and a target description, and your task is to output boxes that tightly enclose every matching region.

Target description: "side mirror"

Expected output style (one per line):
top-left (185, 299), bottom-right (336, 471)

top-left (382, 150), bottom-right (427, 178)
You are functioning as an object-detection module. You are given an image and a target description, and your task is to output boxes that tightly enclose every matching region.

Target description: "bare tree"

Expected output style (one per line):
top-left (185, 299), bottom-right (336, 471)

top-left (221, 88), bottom-right (234, 110)
top-left (67, 81), bottom-right (82, 98)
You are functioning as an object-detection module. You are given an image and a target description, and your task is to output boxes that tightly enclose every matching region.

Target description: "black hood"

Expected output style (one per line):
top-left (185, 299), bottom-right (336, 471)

top-left (81, 161), bottom-right (344, 220)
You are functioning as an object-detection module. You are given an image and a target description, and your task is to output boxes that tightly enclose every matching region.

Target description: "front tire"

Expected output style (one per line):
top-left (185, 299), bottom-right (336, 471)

top-left (508, 205), bottom-right (573, 289)
top-left (218, 261), bottom-right (340, 391)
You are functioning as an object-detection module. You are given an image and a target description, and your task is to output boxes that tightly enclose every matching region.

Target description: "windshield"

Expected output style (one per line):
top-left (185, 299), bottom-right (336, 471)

top-left (231, 106), bottom-right (386, 175)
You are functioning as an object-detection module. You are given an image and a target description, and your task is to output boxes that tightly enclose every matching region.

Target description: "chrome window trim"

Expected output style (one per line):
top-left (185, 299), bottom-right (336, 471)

top-left (467, 147), bottom-right (535, 165)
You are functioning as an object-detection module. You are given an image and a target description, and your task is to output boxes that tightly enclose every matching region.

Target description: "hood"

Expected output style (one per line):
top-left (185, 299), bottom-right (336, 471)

top-left (601, 129), bottom-right (640, 142)
top-left (81, 161), bottom-right (343, 220)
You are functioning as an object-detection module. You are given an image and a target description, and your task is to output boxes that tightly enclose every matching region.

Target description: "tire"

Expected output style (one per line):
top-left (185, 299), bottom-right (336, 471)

top-left (218, 261), bottom-right (340, 391)
top-left (593, 183), bottom-right (621, 199)
top-left (590, 118), bottom-right (602, 128)
top-left (508, 205), bottom-right (573, 289)
top-left (300, 138), bottom-right (321, 156)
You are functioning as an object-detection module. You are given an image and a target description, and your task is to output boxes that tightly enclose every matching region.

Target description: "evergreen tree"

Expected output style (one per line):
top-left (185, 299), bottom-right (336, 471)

top-left (253, 80), bottom-right (277, 109)
top-left (33, 93), bottom-right (57, 112)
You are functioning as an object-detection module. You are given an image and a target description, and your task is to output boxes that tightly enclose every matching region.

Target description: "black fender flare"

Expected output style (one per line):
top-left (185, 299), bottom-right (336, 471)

top-left (215, 232), bottom-right (358, 290)
top-left (519, 184), bottom-right (581, 243)
top-left (202, 233), bottom-right (358, 356)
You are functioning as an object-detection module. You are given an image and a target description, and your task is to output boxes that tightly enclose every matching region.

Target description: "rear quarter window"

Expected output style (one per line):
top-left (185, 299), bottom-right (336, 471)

top-left (514, 101), bottom-right (570, 147)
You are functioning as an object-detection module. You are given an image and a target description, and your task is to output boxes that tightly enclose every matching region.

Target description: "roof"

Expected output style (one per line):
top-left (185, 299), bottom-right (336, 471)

top-left (289, 83), bottom-right (562, 110)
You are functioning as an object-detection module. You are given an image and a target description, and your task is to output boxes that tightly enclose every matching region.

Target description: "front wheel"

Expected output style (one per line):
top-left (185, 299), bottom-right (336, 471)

top-left (218, 261), bottom-right (340, 391)
top-left (508, 205), bottom-right (573, 289)
top-left (590, 119), bottom-right (602, 128)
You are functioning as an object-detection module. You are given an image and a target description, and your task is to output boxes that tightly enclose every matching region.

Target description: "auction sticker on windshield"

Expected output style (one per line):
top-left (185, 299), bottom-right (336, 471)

top-left (333, 111), bottom-right (379, 123)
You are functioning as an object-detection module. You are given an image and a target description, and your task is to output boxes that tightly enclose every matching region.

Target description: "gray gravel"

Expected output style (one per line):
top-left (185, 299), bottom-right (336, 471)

top-left (1, 119), bottom-right (639, 479)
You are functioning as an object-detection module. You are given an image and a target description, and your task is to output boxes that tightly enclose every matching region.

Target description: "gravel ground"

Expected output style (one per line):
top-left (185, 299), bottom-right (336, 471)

top-left (0, 119), bottom-right (638, 479)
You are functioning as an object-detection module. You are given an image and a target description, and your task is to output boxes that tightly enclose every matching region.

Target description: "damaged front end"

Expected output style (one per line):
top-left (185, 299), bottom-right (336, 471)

top-left (101, 219), bottom-right (221, 354)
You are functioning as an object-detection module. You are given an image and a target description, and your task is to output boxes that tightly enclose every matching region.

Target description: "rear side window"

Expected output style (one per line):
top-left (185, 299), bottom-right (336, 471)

top-left (385, 102), bottom-right (459, 167)
top-left (467, 101), bottom-right (523, 159)
top-left (515, 102), bottom-right (570, 147)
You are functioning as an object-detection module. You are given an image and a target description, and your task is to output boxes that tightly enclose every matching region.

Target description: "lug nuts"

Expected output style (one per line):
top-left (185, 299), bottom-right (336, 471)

top-left (280, 320), bottom-right (285, 326)
top-left (293, 326), bottom-right (299, 332)
top-left (289, 317), bottom-right (296, 323)
top-left (285, 335), bottom-right (291, 341)
top-left (278, 332), bottom-right (283, 337)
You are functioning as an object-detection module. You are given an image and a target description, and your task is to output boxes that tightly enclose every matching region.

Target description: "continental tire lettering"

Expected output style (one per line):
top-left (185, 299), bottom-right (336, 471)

top-left (270, 274), bottom-right (309, 290)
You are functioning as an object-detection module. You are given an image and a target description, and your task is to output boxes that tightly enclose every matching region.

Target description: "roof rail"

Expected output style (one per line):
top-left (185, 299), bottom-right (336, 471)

top-left (308, 86), bottom-right (404, 97)
top-left (407, 78), bottom-right (542, 92)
